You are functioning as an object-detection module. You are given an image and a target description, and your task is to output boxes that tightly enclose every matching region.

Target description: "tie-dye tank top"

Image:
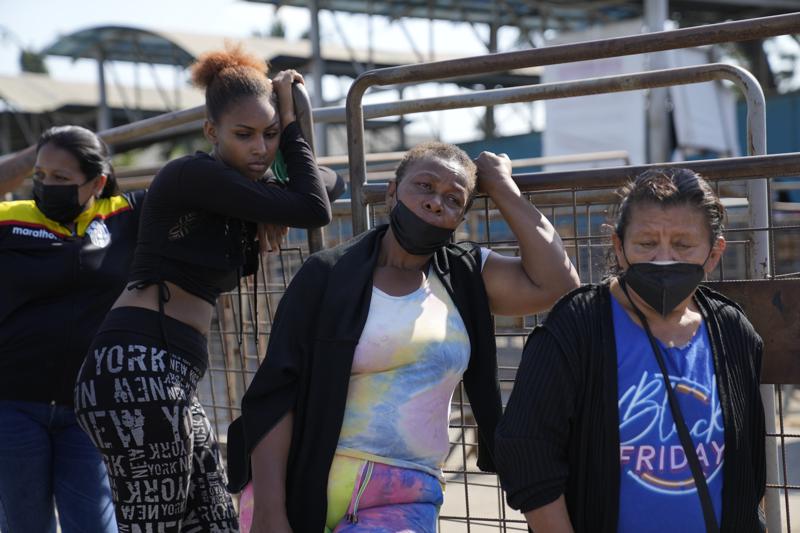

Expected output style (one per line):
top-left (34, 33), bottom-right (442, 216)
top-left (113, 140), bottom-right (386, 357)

top-left (335, 270), bottom-right (472, 480)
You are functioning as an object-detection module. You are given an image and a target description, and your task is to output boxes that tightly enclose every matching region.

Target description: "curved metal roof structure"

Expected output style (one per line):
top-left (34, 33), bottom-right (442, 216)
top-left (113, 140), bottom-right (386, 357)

top-left (41, 25), bottom-right (541, 86)
top-left (43, 26), bottom-right (196, 66)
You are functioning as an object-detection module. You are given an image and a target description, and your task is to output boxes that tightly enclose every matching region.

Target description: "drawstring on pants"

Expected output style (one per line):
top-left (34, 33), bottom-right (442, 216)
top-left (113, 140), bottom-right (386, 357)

top-left (127, 279), bottom-right (172, 352)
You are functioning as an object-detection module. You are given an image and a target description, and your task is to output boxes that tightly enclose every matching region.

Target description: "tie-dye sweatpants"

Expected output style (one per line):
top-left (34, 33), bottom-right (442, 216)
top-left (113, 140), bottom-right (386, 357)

top-left (237, 454), bottom-right (443, 532)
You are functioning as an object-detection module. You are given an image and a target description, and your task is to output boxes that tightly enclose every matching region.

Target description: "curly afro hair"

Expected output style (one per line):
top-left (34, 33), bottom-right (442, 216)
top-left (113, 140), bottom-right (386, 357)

top-left (190, 43), bottom-right (272, 121)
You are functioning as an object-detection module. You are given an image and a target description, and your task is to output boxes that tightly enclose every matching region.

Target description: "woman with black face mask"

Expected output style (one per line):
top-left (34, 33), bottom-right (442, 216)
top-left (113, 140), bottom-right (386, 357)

top-left (0, 125), bottom-right (141, 532)
top-left (495, 168), bottom-right (766, 533)
top-left (227, 142), bottom-right (580, 532)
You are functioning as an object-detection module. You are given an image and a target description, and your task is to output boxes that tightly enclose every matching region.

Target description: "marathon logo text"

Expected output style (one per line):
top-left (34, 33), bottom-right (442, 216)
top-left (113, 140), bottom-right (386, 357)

top-left (12, 226), bottom-right (58, 240)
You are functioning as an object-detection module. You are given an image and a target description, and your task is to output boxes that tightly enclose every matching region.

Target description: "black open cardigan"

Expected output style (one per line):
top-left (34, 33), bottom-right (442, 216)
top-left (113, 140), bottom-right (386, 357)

top-left (227, 225), bottom-right (502, 531)
top-left (495, 282), bottom-right (766, 533)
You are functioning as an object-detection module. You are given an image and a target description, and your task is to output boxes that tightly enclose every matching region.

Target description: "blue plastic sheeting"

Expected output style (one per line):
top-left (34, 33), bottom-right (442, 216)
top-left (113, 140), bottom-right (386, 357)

top-left (458, 131), bottom-right (542, 172)
top-left (737, 91), bottom-right (800, 201)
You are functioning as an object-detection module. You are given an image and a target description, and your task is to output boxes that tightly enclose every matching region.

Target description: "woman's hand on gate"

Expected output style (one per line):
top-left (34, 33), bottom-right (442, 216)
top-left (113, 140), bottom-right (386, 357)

top-left (475, 151), bottom-right (518, 198)
top-left (273, 69), bottom-right (304, 127)
top-left (475, 150), bottom-right (580, 316)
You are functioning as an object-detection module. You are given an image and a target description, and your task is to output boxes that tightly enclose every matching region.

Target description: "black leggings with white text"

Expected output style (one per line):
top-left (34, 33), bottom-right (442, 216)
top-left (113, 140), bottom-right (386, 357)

top-left (74, 307), bottom-right (238, 533)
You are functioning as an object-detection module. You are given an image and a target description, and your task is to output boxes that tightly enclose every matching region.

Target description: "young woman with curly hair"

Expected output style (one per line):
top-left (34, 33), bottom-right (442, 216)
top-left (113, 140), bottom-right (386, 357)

top-left (73, 45), bottom-right (331, 532)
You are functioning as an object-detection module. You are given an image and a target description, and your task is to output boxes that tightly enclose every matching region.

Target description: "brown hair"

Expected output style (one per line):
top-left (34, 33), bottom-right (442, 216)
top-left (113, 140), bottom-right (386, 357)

top-left (190, 44), bottom-right (272, 122)
top-left (395, 141), bottom-right (478, 196)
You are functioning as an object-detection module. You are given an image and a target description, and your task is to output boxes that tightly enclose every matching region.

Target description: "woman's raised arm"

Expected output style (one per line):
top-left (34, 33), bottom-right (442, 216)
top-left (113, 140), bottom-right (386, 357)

top-left (477, 151), bottom-right (580, 316)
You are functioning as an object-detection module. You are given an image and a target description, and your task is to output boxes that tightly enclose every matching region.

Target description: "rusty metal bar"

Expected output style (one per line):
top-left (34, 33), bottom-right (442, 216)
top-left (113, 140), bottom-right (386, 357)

top-left (360, 152), bottom-right (800, 203)
top-left (346, 13), bottom-right (800, 233)
top-left (316, 149), bottom-right (629, 170)
top-left (328, 64), bottom-right (766, 127)
top-left (348, 62), bottom-right (769, 231)
top-left (292, 84), bottom-right (327, 253)
top-left (105, 152), bottom-right (635, 201)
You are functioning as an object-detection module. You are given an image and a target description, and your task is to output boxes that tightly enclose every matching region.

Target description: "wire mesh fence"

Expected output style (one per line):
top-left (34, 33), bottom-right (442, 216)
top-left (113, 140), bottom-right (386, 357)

top-left (196, 169), bottom-right (799, 531)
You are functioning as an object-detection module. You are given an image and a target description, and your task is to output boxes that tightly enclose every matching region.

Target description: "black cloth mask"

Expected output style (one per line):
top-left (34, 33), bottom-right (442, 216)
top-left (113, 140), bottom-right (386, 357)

top-left (389, 199), bottom-right (455, 255)
top-left (33, 180), bottom-right (88, 224)
top-left (622, 259), bottom-right (707, 316)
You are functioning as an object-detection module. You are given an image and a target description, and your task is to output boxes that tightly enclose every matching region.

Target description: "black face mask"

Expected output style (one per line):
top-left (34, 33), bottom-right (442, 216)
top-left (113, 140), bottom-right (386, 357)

top-left (32, 180), bottom-right (89, 224)
top-left (622, 260), bottom-right (706, 316)
top-left (389, 199), bottom-right (455, 255)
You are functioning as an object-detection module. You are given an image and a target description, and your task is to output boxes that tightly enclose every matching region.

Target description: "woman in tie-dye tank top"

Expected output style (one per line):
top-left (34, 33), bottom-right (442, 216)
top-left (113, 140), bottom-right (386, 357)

top-left (230, 142), bottom-right (580, 532)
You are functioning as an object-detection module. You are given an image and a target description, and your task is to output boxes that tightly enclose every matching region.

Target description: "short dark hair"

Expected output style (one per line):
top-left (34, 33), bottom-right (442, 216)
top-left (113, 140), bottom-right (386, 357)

top-left (36, 125), bottom-right (118, 198)
top-left (191, 44), bottom-right (272, 123)
top-left (614, 167), bottom-right (725, 244)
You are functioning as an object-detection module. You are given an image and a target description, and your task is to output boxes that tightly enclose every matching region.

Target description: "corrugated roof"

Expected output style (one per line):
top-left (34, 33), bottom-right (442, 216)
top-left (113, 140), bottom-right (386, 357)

top-left (0, 72), bottom-right (204, 114)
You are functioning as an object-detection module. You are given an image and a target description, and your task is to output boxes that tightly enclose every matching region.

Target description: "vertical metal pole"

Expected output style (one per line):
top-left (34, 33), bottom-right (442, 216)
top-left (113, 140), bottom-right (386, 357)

top-left (740, 63), bottom-right (781, 533)
top-left (1, 110), bottom-right (10, 154)
top-left (644, 0), bottom-right (670, 163)
top-left (484, 22), bottom-right (498, 139)
top-left (309, 0), bottom-right (327, 156)
top-left (174, 65), bottom-right (182, 110)
top-left (1, 110), bottom-right (10, 200)
top-left (307, 227), bottom-right (325, 253)
top-left (96, 49), bottom-right (111, 132)
top-left (292, 83), bottom-right (326, 253)
top-left (747, 174), bottom-right (771, 278)
top-left (761, 385), bottom-right (782, 532)
top-left (134, 61), bottom-right (142, 121)
top-left (346, 78), bottom-right (370, 234)
top-left (749, 97), bottom-right (782, 533)
top-left (366, 2), bottom-right (374, 70)
top-left (398, 85), bottom-right (407, 150)
top-left (428, 2), bottom-right (435, 62)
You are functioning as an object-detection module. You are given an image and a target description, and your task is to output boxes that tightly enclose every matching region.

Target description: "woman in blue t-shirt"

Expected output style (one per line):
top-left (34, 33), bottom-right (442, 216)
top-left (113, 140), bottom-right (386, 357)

top-left (496, 168), bottom-right (766, 533)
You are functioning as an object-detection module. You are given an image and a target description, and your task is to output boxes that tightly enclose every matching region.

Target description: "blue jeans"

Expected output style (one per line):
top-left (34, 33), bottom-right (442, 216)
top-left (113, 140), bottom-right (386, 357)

top-left (0, 400), bottom-right (117, 533)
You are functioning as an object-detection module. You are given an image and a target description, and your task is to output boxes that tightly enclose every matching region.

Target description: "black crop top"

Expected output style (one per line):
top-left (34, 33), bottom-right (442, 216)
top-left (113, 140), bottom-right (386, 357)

top-left (128, 121), bottom-right (331, 304)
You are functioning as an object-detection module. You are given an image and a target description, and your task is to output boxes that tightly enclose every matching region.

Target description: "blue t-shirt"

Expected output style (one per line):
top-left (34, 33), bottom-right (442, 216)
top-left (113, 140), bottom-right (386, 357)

top-left (612, 296), bottom-right (725, 533)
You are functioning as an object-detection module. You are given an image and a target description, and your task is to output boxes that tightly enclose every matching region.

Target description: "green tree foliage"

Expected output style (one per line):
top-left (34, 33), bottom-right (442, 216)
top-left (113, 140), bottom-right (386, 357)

top-left (269, 19), bottom-right (286, 38)
top-left (19, 49), bottom-right (48, 74)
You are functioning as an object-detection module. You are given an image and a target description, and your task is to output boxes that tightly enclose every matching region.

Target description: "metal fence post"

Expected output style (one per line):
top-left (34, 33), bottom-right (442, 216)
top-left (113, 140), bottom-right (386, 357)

top-left (738, 47), bottom-right (784, 533)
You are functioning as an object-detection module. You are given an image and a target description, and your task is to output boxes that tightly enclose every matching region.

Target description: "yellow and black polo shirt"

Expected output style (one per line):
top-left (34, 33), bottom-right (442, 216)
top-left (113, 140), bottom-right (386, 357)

top-left (0, 190), bottom-right (145, 406)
